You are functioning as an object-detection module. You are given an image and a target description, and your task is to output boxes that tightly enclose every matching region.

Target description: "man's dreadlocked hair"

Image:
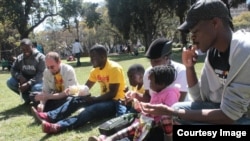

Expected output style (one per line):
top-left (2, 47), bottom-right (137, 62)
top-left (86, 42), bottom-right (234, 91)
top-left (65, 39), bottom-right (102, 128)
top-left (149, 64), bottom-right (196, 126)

top-left (149, 65), bottom-right (176, 87)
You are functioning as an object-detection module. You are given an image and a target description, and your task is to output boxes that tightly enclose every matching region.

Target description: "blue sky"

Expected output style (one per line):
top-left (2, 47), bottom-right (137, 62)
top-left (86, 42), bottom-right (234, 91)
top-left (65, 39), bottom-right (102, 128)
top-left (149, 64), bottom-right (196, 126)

top-left (34, 0), bottom-right (105, 32)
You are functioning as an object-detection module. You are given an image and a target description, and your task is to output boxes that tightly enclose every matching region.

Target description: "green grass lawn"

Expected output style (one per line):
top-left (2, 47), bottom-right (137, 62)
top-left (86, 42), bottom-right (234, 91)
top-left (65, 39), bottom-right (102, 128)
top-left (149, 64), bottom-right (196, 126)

top-left (0, 50), bottom-right (205, 141)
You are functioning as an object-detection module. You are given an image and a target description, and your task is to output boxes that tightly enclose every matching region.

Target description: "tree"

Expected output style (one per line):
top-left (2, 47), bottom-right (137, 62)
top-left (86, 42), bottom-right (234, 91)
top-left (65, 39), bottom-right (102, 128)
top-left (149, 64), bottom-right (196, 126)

top-left (59, 0), bottom-right (102, 40)
top-left (175, 0), bottom-right (195, 47)
top-left (106, 0), bottom-right (176, 51)
top-left (0, 22), bottom-right (20, 59)
top-left (59, 0), bottom-right (84, 39)
top-left (0, 0), bottom-right (58, 39)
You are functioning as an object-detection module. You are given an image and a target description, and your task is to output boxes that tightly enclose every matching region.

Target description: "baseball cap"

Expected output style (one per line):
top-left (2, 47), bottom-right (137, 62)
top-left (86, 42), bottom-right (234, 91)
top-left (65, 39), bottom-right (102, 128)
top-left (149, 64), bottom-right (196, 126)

top-left (178, 0), bottom-right (231, 33)
top-left (145, 38), bottom-right (172, 59)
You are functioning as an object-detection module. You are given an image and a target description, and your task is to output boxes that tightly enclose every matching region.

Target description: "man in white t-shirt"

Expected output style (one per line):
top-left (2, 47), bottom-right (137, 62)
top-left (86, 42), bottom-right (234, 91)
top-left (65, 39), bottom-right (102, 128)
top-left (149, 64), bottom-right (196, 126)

top-left (72, 39), bottom-right (84, 66)
top-left (127, 38), bottom-right (189, 103)
top-left (124, 38), bottom-right (189, 141)
top-left (144, 38), bottom-right (189, 101)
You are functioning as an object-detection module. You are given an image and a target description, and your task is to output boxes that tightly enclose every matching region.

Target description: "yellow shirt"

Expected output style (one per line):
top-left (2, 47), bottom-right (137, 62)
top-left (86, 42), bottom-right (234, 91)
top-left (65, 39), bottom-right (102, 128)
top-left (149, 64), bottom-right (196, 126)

top-left (131, 85), bottom-right (145, 94)
top-left (88, 60), bottom-right (126, 100)
top-left (54, 73), bottom-right (64, 92)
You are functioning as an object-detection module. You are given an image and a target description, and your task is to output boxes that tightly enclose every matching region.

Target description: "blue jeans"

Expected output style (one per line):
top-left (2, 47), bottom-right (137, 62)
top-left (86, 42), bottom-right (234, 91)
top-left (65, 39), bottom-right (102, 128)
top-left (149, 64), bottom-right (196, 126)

top-left (6, 77), bottom-right (42, 102)
top-left (172, 101), bottom-right (250, 124)
top-left (115, 100), bottom-right (127, 116)
top-left (47, 97), bottom-right (126, 131)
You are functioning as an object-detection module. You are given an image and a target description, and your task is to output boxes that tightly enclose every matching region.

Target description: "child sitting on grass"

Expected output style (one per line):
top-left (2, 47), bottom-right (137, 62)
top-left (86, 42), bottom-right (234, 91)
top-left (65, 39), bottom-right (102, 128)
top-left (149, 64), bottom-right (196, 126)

top-left (124, 64), bottom-right (145, 113)
top-left (89, 65), bottom-right (180, 141)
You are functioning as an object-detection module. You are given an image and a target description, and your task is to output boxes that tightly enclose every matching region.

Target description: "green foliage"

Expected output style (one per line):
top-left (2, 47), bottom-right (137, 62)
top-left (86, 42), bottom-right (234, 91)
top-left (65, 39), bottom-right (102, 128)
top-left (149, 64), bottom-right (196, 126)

top-left (172, 42), bottom-right (183, 48)
top-left (138, 46), bottom-right (145, 52)
top-left (106, 0), bottom-right (133, 39)
top-left (0, 0), bottom-right (58, 39)
top-left (106, 0), bottom-right (179, 50)
top-left (84, 3), bottom-right (102, 28)
top-left (59, 1), bottom-right (102, 33)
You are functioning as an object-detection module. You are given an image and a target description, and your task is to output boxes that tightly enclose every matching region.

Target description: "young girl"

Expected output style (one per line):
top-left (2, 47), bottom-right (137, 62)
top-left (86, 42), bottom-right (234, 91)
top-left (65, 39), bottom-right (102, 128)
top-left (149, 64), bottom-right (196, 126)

top-left (89, 65), bottom-right (180, 141)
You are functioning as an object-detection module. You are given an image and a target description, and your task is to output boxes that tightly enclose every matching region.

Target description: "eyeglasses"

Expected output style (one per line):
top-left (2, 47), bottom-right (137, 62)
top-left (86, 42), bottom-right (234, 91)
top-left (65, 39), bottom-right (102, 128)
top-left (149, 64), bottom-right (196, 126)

top-left (47, 65), bottom-right (55, 69)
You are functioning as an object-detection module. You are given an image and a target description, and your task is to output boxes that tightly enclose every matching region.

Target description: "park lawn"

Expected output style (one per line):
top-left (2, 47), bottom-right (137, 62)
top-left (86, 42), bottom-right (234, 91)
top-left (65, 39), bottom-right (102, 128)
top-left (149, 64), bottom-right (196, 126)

top-left (0, 50), bottom-right (205, 141)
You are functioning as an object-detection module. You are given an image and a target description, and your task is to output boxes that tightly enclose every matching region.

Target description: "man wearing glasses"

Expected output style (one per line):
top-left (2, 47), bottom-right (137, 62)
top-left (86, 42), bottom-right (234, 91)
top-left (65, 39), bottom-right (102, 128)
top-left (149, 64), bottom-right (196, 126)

top-left (32, 51), bottom-right (79, 112)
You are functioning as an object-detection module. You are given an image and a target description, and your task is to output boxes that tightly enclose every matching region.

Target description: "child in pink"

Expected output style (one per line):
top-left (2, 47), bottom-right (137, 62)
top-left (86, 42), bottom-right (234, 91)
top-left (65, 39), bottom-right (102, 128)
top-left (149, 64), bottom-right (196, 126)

top-left (89, 65), bottom-right (180, 141)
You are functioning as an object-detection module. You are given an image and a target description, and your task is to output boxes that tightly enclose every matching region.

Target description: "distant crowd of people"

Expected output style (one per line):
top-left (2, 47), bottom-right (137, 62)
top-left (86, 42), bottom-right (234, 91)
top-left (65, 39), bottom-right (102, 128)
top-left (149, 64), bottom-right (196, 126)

top-left (4, 0), bottom-right (250, 141)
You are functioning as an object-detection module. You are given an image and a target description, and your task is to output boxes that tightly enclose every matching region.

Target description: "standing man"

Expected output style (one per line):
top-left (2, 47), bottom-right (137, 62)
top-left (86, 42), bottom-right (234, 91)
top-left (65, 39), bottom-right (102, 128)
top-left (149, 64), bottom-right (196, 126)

top-left (32, 45), bottom-right (127, 134)
top-left (72, 39), bottom-right (83, 67)
top-left (32, 51), bottom-right (79, 112)
top-left (7, 38), bottom-right (46, 104)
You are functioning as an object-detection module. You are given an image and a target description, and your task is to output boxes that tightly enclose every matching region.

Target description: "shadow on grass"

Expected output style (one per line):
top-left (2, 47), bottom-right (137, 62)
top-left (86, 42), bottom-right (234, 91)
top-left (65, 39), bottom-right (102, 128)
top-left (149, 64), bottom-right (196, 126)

top-left (108, 53), bottom-right (146, 62)
top-left (31, 117), bottom-right (111, 141)
top-left (65, 53), bottom-right (147, 69)
top-left (75, 117), bottom-right (110, 132)
top-left (66, 61), bottom-right (92, 68)
top-left (64, 49), bottom-right (206, 69)
top-left (39, 134), bottom-right (52, 141)
top-left (0, 104), bottom-right (32, 121)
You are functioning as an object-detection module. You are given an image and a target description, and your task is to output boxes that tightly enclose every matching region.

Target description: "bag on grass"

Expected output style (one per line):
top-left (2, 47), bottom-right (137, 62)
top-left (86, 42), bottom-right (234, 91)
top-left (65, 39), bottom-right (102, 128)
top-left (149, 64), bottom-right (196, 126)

top-left (98, 113), bottom-right (137, 136)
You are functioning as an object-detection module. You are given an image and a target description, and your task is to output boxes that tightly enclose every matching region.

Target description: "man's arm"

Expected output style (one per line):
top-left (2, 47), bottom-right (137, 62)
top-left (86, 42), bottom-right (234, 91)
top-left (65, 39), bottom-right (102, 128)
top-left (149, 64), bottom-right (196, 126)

top-left (36, 91), bottom-right (68, 102)
top-left (85, 80), bottom-right (95, 90)
top-left (177, 108), bottom-right (234, 124)
top-left (182, 46), bottom-right (199, 88)
top-left (141, 103), bottom-right (234, 124)
top-left (93, 83), bottom-right (119, 102)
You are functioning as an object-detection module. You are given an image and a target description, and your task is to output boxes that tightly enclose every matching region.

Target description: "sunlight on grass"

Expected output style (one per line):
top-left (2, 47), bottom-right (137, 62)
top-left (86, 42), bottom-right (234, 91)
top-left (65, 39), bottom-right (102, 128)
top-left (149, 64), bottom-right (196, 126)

top-left (0, 51), bottom-right (205, 140)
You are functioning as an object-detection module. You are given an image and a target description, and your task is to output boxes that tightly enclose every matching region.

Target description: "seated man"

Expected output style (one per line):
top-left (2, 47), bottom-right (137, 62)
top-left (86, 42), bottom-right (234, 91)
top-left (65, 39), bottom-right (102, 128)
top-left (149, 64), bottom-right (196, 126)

top-left (6, 38), bottom-right (45, 104)
top-left (126, 38), bottom-right (189, 103)
top-left (32, 45), bottom-right (127, 134)
top-left (32, 51), bottom-right (79, 112)
top-left (141, 0), bottom-right (250, 126)
top-left (89, 65), bottom-right (180, 141)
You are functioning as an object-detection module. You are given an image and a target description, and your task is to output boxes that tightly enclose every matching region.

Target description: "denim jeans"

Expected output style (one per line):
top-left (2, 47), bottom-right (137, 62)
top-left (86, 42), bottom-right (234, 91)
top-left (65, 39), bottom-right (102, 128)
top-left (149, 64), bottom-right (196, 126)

top-left (115, 100), bottom-right (127, 116)
top-left (6, 77), bottom-right (42, 102)
top-left (172, 101), bottom-right (250, 124)
top-left (47, 97), bottom-right (123, 131)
